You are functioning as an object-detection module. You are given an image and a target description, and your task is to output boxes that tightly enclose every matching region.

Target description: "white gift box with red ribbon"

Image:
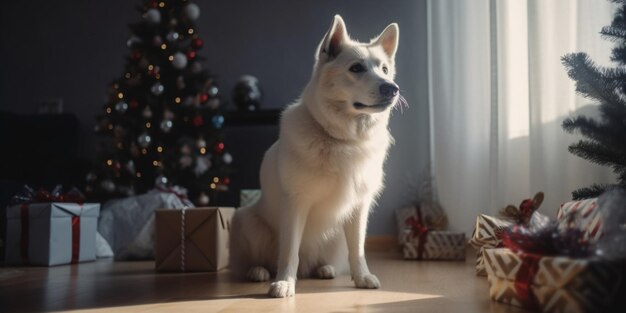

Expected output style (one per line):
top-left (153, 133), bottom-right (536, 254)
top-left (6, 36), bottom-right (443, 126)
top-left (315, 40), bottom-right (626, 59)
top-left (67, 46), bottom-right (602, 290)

top-left (5, 202), bottom-right (100, 266)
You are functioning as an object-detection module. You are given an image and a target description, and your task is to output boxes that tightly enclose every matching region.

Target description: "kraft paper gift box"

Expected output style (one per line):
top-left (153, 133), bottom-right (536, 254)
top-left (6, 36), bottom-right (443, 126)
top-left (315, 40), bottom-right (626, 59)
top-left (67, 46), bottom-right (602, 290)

top-left (5, 202), bottom-right (100, 266)
top-left (155, 207), bottom-right (235, 272)
top-left (483, 248), bottom-right (623, 313)
top-left (403, 229), bottom-right (466, 260)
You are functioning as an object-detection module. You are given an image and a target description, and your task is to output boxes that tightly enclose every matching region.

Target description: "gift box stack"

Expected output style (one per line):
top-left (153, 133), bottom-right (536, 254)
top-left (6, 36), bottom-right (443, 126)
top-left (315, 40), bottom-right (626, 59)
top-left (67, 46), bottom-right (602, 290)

top-left (4, 185), bottom-right (100, 266)
top-left (396, 202), bottom-right (466, 261)
top-left (470, 191), bottom-right (626, 313)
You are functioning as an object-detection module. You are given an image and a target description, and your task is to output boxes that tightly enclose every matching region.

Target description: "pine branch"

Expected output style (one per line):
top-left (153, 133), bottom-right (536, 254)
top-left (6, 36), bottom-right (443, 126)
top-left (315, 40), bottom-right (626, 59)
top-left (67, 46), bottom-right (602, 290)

top-left (601, 25), bottom-right (626, 42)
top-left (561, 53), bottom-right (622, 105)
top-left (568, 140), bottom-right (626, 169)
top-left (572, 184), bottom-right (608, 200)
top-left (562, 116), bottom-right (626, 153)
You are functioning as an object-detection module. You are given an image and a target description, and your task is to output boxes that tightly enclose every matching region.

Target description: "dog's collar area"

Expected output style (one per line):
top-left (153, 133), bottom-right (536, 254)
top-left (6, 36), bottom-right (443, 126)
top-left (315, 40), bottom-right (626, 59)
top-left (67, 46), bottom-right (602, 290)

top-left (353, 102), bottom-right (392, 111)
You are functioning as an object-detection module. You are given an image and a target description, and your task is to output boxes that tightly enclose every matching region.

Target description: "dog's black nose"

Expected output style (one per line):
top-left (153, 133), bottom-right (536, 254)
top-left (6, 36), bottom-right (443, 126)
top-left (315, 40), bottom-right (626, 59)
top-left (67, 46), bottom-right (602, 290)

top-left (379, 83), bottom-right (399, 98)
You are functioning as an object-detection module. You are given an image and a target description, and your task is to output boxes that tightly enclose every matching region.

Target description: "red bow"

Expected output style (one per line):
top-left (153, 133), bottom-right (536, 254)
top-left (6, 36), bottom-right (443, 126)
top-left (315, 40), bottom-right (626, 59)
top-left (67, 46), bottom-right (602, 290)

top-left (406, 216), bottom-right (429, 238)
top-left (11, 185), bottom-right (85, 205)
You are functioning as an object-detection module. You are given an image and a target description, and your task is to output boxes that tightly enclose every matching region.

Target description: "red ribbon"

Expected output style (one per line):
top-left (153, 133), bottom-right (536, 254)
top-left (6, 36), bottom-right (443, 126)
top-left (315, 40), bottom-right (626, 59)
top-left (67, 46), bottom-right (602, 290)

top-left (18, 203), bottom-right (82, 265)
top-left (20, 204), bottom-right (29, 264)
top-left (405, 206), bottom-right (429, 259)
top-left (71, 215), bottom-right (81, 264)
top-left (514, 252), bottom-right (541, 310)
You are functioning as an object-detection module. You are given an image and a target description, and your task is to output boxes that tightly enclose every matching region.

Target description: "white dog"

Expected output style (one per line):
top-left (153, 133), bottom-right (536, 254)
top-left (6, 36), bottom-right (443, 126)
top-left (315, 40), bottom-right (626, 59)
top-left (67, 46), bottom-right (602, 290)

top-left (229, 15), bottom-right (400, 298)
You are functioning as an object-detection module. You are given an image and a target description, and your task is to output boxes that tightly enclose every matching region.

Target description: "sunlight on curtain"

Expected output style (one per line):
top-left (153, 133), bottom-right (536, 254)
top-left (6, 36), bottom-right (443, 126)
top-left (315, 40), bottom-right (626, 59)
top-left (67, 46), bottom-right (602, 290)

top-left (428, 0), bottom-right (616, 234)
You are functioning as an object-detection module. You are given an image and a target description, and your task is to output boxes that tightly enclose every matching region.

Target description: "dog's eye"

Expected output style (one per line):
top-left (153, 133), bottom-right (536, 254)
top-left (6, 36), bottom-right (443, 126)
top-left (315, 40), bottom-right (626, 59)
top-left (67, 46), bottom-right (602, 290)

top-left (382, 66), bottom-right (389, 74)
top-left (349, 63), bottom-right (366, 73)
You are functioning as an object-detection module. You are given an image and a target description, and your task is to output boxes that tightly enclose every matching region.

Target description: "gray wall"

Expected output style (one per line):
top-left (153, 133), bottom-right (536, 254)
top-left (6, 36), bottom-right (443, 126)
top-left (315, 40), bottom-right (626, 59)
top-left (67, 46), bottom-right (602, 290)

top-left (0, 0), bottom-right (429, 235)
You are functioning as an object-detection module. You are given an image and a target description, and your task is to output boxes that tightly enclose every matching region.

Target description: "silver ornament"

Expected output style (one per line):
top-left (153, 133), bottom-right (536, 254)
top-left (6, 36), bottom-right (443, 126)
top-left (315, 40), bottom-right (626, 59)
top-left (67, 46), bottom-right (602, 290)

top-left (144, 8), bottom-right (161, 24)
top-left (166, 31), bottom-right (179, 42)
top-left (196, 192), bottom-right (210, 205)
top-left (115, 101), bottom-right (128, 113)
top-left (125, 160), bottom-right (136, 174)
top-left (138, 132), bottom-right (152, 148)
top-left (208, 86), bottom-right (219, 97)
top-left (151, 82), bottom-right (164, 95)
top-left (155, 175), bottom-right (168, 188)
top-left (126, 35), bottom-right (142, 48)
top-left (196, 137), bottom-right (206, 148)
top-left (184, 3), bottom-right (200, 20)
top-left (194, 156), bottom-right (211, 176)
top-left (160, 119), bottom-right (173, 133)
top-left (222, 152), bottom-right (233, 164)
top-left (100, 179), bottom-right (115, 193)
top-left (142, 106), bottom-right (153, 119)
top-left (86, 172), bottom-right (97, 182)
top-left (171, 52), bottom-right (188, 70)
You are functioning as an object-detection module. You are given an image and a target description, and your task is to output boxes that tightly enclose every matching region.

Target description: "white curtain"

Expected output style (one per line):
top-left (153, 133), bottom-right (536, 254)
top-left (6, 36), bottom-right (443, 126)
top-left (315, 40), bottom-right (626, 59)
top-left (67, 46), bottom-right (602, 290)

top-left (428, 0), bottom-right (616, 234)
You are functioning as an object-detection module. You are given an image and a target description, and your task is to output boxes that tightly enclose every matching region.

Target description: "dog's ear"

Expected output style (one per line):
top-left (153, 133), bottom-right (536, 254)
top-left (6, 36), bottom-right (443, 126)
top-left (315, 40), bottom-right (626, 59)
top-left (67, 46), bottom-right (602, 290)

top-left (318, 15), bottom-right (348, 61)
top-left (373, 23), bottom-right (399, 59)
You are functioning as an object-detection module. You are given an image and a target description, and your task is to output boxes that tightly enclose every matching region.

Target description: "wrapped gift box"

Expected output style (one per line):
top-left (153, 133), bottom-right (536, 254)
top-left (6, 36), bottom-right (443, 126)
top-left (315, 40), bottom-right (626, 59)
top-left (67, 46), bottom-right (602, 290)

top-left (403, 229), bottom-right (466, 260)
top-left (395, 204), bottom-right (447, 245)
top-left (483, 248), bottom-right (623, 313)
top-left (557, 198), bottom-right (603, 242)
top-left (469, 214), bottom-right (513, 275)
top-left (5, 202), bottom-right (100, 266)
top-left (98, 192), bottom-right (191, 260)
top-left (240, 189), bottom-right (261, 207)
top-left (155, 207), bottom-right (235, 272)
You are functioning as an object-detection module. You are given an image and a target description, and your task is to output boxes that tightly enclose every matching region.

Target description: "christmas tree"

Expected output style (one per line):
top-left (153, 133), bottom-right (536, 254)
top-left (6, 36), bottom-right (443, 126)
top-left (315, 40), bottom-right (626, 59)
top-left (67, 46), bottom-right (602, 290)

top-left (561, 0), bottom-right (626, 200)
top-left (87, 0), bottom-right (233, 205)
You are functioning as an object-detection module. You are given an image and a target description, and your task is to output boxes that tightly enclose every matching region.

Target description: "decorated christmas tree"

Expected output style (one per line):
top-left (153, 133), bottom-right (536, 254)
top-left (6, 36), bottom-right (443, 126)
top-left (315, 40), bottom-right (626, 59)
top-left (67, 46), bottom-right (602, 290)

top-left (86, 0), bottom-right (233, 205)
top-left (561, 0), bottom-right (626, 200)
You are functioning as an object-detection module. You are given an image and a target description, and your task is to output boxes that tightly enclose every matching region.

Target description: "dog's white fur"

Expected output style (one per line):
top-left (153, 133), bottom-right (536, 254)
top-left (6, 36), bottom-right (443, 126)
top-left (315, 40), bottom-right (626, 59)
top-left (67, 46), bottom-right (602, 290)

top-left (229, 15), bottom-right (400, 298)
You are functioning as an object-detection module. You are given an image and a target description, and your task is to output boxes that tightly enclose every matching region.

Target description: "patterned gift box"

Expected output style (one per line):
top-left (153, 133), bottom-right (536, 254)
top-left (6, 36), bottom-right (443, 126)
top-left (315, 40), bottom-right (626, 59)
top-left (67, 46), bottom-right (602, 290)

top-left (240, 189), bottom-right (261, 208)
top-left (469, 214), bottom-right (513, 276)
top-left (403, 229), bottom-right (466, 260)
top-left (5, 202), bottom-right (100, 266)
top-left (395, 204), bottom-right (447, 245)
top-left (557, 198), bottom-right (603, 243)
top-left (483, 248), bottom-right (623, 313)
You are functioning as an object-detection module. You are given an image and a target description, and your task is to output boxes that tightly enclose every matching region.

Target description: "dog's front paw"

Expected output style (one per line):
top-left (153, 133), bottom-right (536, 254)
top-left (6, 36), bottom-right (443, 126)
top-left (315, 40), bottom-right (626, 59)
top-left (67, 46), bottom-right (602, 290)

top-left (268, 279), bottom-right (295, 298)
top-left (247, 266), bottom-right (270, 282)
top-left (316, 265), bottom-right (336, 279)
top-left (353, 273), bottom-right (381, 289)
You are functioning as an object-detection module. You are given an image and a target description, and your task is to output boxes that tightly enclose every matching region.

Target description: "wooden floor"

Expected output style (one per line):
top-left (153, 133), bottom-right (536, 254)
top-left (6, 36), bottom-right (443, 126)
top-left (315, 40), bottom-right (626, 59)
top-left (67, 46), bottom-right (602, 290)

top-left (0, 247), bottom-right (531, 313)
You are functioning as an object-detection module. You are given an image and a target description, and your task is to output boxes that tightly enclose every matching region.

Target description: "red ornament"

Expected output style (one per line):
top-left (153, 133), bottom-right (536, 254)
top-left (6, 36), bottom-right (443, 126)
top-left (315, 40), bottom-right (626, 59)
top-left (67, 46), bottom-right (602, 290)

top-left (193, 38), bottom-right (203, 49)
top-left (200, 93), bottom-right (209, 103)
top-left (222, 177), bottom-right (231, 185)
top-left (129, 99), bottom-right (139, 109)
top-left (149, 0), bottom-right (158, 8)
top-left (215, 142), bottom-right (225, 153)
top-left (187, 50), bottom-right (197, 60)
top-left (131, 50), bottom-right (142, 60)
top-left (193, 115), bottom-right (204, 127)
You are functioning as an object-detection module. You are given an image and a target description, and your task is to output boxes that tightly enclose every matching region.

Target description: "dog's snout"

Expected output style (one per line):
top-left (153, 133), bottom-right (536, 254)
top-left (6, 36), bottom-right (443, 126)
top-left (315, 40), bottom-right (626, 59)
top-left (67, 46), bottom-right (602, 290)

top-left (379, 83), bottom-right (399, 98)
